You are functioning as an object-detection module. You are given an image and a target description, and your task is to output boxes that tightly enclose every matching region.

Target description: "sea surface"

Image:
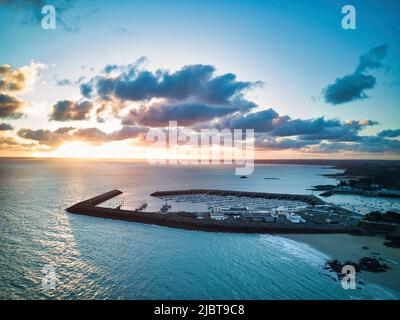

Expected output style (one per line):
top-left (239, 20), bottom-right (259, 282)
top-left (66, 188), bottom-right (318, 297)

top-left (0, 158), bottom-right (399, 299)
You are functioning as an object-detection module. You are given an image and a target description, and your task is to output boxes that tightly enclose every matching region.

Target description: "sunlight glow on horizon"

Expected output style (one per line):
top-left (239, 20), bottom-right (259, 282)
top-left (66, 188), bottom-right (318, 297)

top-left (36, 141), bottom-right (145, 159)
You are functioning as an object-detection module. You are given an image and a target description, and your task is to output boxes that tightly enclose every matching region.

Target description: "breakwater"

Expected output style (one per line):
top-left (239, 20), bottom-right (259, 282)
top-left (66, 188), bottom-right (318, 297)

top-left (67, 189), bottom-right (123, 209)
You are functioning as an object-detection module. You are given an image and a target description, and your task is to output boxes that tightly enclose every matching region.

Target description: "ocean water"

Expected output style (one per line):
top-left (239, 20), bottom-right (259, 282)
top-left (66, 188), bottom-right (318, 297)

top-left (0, 158), bottom-right (398, 299)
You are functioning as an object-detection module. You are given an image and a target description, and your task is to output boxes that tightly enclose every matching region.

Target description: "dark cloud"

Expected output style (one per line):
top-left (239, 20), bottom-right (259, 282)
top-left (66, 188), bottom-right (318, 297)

top-left (354, 136), bottom-right (400, 153)
top-left (293, 119), bottom-right (379, 142)
top-left (17, 127), bottom-right (75, 147)
top-left (377, 129), bottom-right (400, 138)
top-left (322, 45), bottom-right (388, 105)
top-left (0, 123), bottom-right (13, 130)
top-left (276, 118), bottom-right (377, 142)
top-left (49, 100), bottom-right (94, 121)
top-left (306, 136), bottom-right (400, 154)
top-left (322, 73), bottom-right (376, 105)
top-left (79, 82), bottom-right (93, 97)
top-left (122, 100), bottom-right (255, 127)
top-left (81, 63), bottom-right (261, 105)
top-left (211, 108), bottom-right (282, 132)
top-left (0, 93), bottom-right (24, 119)
top-left (254, 134), bottom-right (315, 150)
top-left (271, 117), bottom-right (340, 137)
top-left (252, 133), bottom-right (400, 155)
top-left (79, 60), bottom-right (262, 124)
top-left (195, 106), bottom-right (390, 154)
top-left (204, 108), bottom-right (377, 143)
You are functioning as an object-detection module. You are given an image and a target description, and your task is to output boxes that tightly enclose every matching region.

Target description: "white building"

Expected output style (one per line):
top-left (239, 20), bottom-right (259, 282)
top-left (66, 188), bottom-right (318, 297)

top-left (285, 213), bottom-right (306, 223)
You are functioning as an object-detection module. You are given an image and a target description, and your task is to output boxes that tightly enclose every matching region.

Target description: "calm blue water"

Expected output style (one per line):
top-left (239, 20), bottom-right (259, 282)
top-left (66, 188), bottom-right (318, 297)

top-left (0, 159), bottom-right (397, 299)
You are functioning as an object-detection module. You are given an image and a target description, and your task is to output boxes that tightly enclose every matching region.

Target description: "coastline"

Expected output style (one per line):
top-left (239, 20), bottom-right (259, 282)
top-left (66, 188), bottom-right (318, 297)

top-left (282, 233), bottom-right (400, 298)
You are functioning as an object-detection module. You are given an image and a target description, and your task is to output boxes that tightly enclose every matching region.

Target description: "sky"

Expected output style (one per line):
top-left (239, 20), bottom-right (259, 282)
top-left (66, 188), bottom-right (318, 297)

top-left (0, 0), bottom-right (399, 159)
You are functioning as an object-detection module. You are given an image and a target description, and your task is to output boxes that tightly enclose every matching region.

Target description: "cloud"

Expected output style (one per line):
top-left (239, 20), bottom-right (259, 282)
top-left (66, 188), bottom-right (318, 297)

top-left (0, 93), bottom-right (24, 119)
top-left (80, 62), bottom-right (261, 121)
top-left (100, 57), bottom-right (147, 77)
top-left (54, 75), bottom-right (85, 86)
top-left (103, 64), bottom-right (120, 74)
top-left (122, 100), bottom-right (255, 127)
top-left (252, 133), bottom-right (400, 155)
top-left (377, 129), bottom-right (400, 138)
top-left (204, 108), bottom-right (377, 143)
top-left (354, 119), bottom-right (378, 126)
top-left (79, 82), bottom-right (93, 97)
top-left (273, 117), bottom-right (378, 142)
top-left (271, 117), bottom-right (340, 137)
top-left (254, 135), bottom-right (315, 150)
top-left (73, 126), bottom-right (147, 145)
top-left (17, 127), bottom-right (75, 147)
top-left (0, 61), bottom-right (45, 97)
top-left (49, 100), bottom-right (94, 121)
top-left (356, 45), bottom-right (388, 73)
top-left (81, 62), bottom-right (261, 110)
top-left (322, 73), bottom-right (376, 105)
top-left (293, 118), bottom-right (378, 142)
top-left (80, 60), bottom-right (262, 125)
top-left (0, 136), bottom-right (37, 151)
top-left (0, 123), bottom-right (13, 130)
top-left (198, 106), bottom-right (389, 154)
top-left (107, 125), bottom-right (148, 141)
top-left (322, 45), bottom-right (388, 105)
top-left (0, 64), bottom-right (25, 91)
top-left (355, 136), bottom-right (400, 153)
top-left (71, 127), bottom-right (108, 146)
top-left (17, 125), bottom-right (147, 149)
top-left (210, 108), bottom-right (283, 132)
top-left (305, 136), bottom-right (400, 154)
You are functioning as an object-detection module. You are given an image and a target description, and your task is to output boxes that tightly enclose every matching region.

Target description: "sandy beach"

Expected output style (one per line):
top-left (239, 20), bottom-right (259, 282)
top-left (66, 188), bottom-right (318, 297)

top-left (283, 234), bottom-right (400, 298)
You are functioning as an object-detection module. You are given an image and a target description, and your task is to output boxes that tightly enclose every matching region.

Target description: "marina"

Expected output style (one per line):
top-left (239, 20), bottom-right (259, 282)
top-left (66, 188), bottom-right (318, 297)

top-left (66, 189), bottom-right (362, 234)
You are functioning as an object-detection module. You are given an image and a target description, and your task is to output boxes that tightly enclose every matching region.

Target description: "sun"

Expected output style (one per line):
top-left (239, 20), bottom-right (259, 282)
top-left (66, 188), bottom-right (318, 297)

top-left (51, 142), bottom-right (103, 158)
top-left (39, 140), bottom-right (150, 159)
